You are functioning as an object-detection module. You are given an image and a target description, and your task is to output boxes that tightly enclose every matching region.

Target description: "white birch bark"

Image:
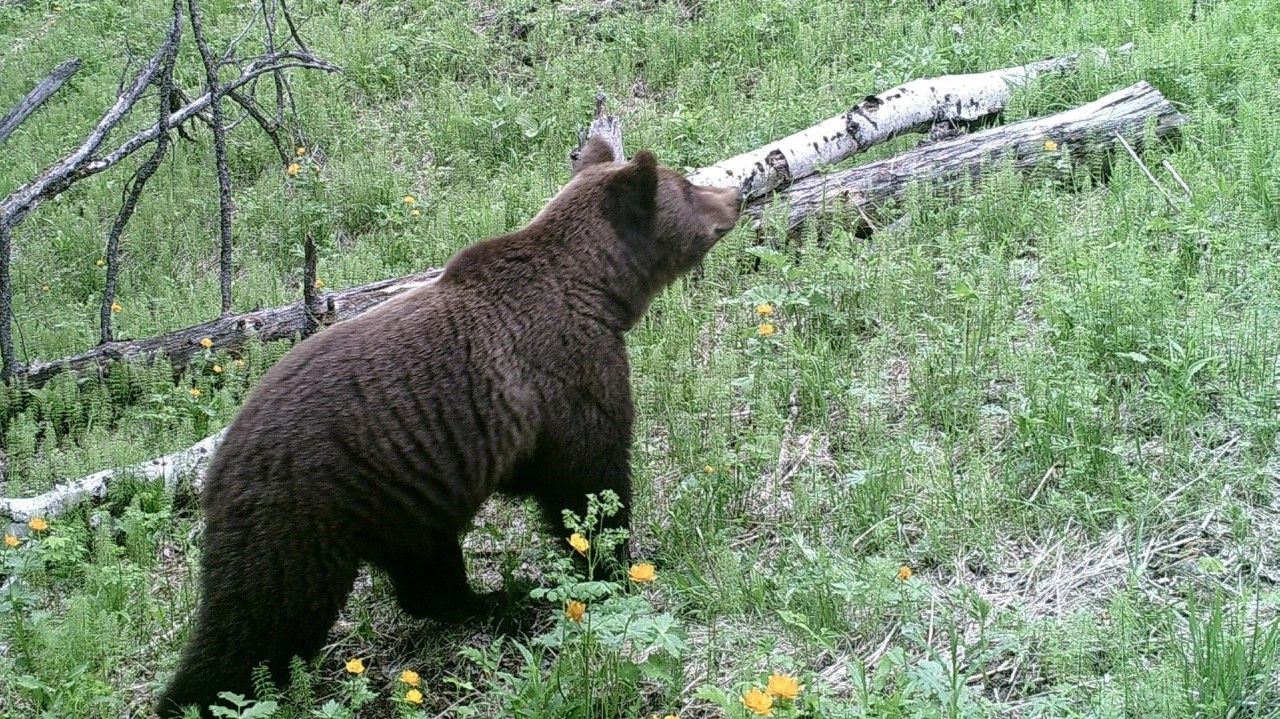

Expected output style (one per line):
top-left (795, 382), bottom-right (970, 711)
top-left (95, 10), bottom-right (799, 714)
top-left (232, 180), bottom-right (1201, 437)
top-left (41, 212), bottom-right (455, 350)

top-left (687, 46), bottom-right (1133, 198)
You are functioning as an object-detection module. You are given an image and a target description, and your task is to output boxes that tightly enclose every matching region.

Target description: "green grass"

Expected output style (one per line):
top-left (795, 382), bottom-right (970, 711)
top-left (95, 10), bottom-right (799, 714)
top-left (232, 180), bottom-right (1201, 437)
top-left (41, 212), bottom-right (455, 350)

top-left (3, 0), bottom-right (1280, 716)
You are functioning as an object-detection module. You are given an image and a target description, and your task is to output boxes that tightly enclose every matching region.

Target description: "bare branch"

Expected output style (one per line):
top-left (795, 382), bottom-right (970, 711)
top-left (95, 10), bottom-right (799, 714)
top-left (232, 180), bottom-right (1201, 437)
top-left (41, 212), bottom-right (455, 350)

top-left (226, 89), bottom-right (289, 163)
top-left (188, 0), bottom-right (238, 315)
top-left (102, 0), bottom-right (183, 344)
top-left (0, 39), bottom-right (177, 226)
top-left (0, 58), bottom-right (83, 144)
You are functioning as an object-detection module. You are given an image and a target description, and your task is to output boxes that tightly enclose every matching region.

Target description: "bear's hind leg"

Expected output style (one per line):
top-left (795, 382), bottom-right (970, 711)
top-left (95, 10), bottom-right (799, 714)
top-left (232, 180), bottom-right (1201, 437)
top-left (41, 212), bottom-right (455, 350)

top-left (157, 535), bottom-right (359, 718)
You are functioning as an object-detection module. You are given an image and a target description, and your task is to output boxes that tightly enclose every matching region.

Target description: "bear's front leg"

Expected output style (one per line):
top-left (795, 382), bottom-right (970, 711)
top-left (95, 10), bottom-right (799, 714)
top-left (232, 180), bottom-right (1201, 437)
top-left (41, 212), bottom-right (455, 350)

top-left (526, 425), bottom-right (635, 573)
top-left (376, 532), bottom-right (506, 622)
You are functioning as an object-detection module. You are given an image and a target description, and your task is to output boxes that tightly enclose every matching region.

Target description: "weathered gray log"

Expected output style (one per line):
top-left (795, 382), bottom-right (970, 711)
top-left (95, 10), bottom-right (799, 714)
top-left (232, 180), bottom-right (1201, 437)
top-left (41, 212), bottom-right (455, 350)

top-left (0, 58), bottom-right (82, 144)
top-left (748, 81), bottom-right (1186, 230)
top-left (19, 268), bottom-right (442, 388)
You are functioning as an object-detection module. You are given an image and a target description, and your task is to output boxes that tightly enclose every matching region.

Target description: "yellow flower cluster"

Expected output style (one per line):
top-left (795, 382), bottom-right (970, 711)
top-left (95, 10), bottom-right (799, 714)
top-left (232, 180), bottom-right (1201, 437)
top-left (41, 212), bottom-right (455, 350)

top-left (897, 565), bottom-right (913, 581)
top-left (567, 532), bottom-right (590, 556)
top-left (199, 337), bottom-right (214, 349)
top-left (742, 673), bottom-right (803, 715)
top-left (757, 322), bottom-right (776, 337)
top-left (565, 600), bottom-right (586, 622)
top-left (628, 563), bottom-right (656, 583)
top-left (400, 669), bottom-right (422, 704)
top-left (29, 517), bottom-right (48, 532)
top-left (345, 657), bottom-right (365, 675)
top-left (3, 534), bottom-right (19, 549)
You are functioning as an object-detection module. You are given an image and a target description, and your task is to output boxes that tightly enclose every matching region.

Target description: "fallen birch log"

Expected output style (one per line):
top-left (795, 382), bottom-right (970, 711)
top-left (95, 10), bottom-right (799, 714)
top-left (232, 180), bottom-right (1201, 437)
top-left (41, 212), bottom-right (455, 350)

top-left (2, 81), bottom-right (1185, 522)
top-left (0, 58), bottom-right (83, 144)
top-left (19, 268), bottom-right (443, 388)
top-left (748, 81), bottom-right (1187, 230)
top-left (2, 431), bottom-right (226, 522)
top-left (687, 45), bottom-right (1132, 198)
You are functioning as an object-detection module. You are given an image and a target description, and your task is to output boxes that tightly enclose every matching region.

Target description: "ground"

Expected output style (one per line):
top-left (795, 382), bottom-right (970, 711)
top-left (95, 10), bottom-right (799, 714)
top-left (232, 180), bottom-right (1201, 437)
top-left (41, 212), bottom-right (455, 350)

top-left (2, 0), bottom-right (1279, 717)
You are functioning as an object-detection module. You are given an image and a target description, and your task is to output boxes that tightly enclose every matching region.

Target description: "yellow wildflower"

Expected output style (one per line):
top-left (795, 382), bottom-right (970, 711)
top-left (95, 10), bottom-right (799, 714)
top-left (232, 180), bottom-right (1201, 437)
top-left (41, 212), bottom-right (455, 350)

top-left (345, 657), bottom-right (365, 675)
top-left (287, 162), bottom-right (301, 177)
top-left (212, 364), bottom-right (223, 374)
top-left (766, 673), bottom-right (802, 700)
top-left (628, 563), bottom-right (656, 583)
top-left (96, 258), bottom-right (105, 267)
top-left (567, 533), bottom-right (590, 556)
top-left (3, 534), bottom-right (19, 549)
top-left (41, 284), bottom-right (50, 293)
top-left (897, 565), bottom-right (913, 581)
top-left (28, 517), bottom-right (49, 533)
top-left (199, 337), bottom-right (213, 349)
top-left (1044, 139), bottom-right (1058, 152)
top-left (296, 146), bottom-right (307, 157)
top-left (755, 303), bottom-right (775, 316)
top-left (234, 359), bottom-right (245, 369)
top-left (757, 322), bottom-right (776, 337)
top-left (565, 600), bottom-right (586, 622)
top-left (742, 688), bottom-right (774, 716)
top-left (405, 688), bottom-right (423, 705)
top-left (403, 195), bottom-right (416, 206)
top-left (111, 301), bottom-right (122, 314)
top-left (314, 277), bottom-right (325, 289)
top-left (410, 208), bottom-right (421, 217)
top-left (704, 465), bottom-right (715, 473)
top-left (189, 387), bottom-right (201, 398)
top-left (400, 669), bottom-right (420, 686)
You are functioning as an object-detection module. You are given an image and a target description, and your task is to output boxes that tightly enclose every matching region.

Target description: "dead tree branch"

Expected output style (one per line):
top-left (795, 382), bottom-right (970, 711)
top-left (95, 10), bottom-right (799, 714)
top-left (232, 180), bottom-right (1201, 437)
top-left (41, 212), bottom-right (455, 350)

top-left (102, 0), bottom-right (183, 344)
top-left (188, 0), bottom-right (237, 314)
top-left (0, 0), bottom-right (340, 379)
top-left (0, 58), bottom-right (83, 144)
top-left (0, 52), bottom-right (339, 230)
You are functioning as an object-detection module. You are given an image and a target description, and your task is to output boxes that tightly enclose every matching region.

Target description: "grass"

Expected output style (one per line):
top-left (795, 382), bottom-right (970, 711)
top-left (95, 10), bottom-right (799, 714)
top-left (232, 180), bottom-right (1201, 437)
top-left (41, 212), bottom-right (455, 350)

top-left (3, 0), bottom-right (1280, 716)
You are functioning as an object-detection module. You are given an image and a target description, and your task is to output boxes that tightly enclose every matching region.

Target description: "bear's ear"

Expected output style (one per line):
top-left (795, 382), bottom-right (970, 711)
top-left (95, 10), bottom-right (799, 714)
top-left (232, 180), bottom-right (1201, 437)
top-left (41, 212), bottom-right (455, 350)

top-left (602, 150), bottom-right (658, 234)
top-left (571, 137), bottom-right (619, 176)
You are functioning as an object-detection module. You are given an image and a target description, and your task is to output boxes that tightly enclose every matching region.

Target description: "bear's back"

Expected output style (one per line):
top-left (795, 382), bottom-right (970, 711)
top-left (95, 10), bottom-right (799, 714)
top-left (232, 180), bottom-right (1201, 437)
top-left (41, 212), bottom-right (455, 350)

top-left (201, 277), bottom-right (555, 530)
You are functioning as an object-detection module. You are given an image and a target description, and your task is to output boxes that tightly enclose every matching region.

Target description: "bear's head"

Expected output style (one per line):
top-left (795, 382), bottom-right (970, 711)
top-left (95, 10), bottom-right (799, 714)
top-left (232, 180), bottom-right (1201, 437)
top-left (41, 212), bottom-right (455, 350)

top-left (569, 138), bottom-right (743, 290)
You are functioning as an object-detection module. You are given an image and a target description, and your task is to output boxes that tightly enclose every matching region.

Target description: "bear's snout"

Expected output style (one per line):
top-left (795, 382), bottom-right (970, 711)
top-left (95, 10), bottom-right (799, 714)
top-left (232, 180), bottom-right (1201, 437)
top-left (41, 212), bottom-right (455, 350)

top-left (700, 184), bottom-right (743, 239)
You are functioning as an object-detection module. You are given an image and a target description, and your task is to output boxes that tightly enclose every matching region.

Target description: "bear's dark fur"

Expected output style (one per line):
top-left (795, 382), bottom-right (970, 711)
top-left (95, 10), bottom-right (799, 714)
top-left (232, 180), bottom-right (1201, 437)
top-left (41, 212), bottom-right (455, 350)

top-left (156, 139), bottom-right (741, 717)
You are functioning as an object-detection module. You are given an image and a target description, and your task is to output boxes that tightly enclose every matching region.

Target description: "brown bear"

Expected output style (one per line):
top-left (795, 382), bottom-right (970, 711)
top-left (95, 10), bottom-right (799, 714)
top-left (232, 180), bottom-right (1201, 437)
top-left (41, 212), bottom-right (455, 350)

top-left (156, 138), bottom-right (741, 717)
